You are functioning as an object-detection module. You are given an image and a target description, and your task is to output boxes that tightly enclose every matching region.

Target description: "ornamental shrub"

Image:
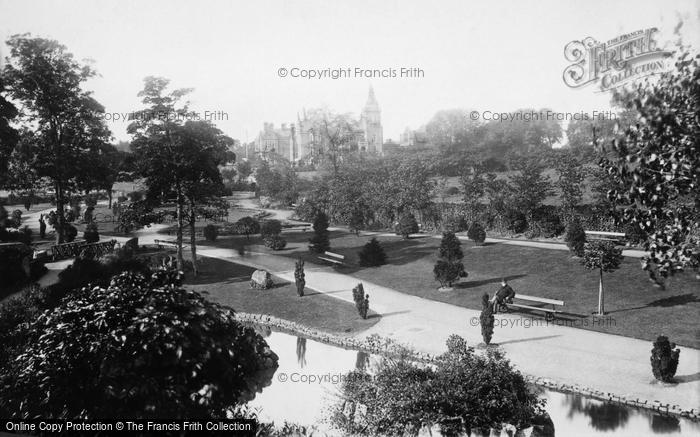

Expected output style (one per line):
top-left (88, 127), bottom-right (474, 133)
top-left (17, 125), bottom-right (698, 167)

top-left (235, 216), bottom-right (260, 240)
top-left (358, 238), bottom-right (387, 267)
top-left (480, 293), bottom-right (495, 345)
top-left (564, 218), bottom-right (586, 257)
top-left (83, 223), bottom-right (100, 243)
top-left (650, 336), bottom-right (680, 383)
top-left (260, 219), bottom-right (282, 238)
top-left (294, 259), bottom-right (305, 297)
top-left (467, 222), bottom-right (486, 245)
top-left (203, 224), bottom-right (218, 241)
top-left (395, 213), bottom-right (419, 239)
top-left (309, 212), bottom-right (330, 253)
top-left (264, 235), bottom-right (287, 250)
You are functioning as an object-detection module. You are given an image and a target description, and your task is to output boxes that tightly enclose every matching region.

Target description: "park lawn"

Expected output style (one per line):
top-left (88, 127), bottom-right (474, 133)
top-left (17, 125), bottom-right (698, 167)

top-left (264, 231), bottom-right (700, 348)
top-left (185, 256), bottom-right (379, 335)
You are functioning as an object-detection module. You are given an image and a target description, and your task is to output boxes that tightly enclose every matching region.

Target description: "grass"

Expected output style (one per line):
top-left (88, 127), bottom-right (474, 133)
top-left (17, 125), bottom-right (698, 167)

top-left (184, 256), bottom-right (380, 335)
top-left (205, 230), bottom-right (700, 348)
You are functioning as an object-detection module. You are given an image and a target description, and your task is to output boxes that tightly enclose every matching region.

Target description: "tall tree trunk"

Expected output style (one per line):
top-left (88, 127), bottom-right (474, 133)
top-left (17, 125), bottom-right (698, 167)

top-left (175, 184), bottom-right (184, 272)
top-left (55, 180), bottom-right (65, 244)
top-left (597, 268), bottom-right (605, 316)
top-left (189, 199), bottom-right (198, 277)
top-left (108, 190), bottom-right (112, 209)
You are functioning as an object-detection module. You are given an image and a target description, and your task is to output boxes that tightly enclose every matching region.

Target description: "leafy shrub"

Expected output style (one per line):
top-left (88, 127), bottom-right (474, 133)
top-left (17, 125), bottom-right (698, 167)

top-left (442, 215), bottom-right (469, 233)
top-left (235, 216), bottom-right (260, 240)
top-left (1, 226), bottom-right (32, 244)
top-left (467, 222), bottom-right (486, 245)
top-left (0, 269), bottom-right (279, 419)
top-left (434, 260), bottom-right (465, 289)
top-left (395, 213), bottom-right (419, 239)
top-left (650, 336), bottom-right (680, 383)
top-left (331, 336), bottom-right (544, 436)
top-left (63, 223), bottom-right (78, 242)
top-left (531, 206), bottom-right (565, 238)
top-left (127, 191), bottom-right (143, 202)
top-left (480, 293), bottom-right (495, 345)
top-left (83, 223), bottom-right (99, 243)
top-left (10, 209), bottom-right (22, 227)
top-left (309, 212), bottom-right (330, 253)
top-left (203, 224), bottom-right (218, 241)
top-left (260, 219), bottom-right (282, 238)
top-left (351, 283), bottom-right (370, 319)
top-left (624, 222), bottom-right (647, 246)
top-left (434, 232), bottom-right (466, 288)
top-left (564, 218), bottom-right (586, 257)
top-left (264, 235), bottom-right (287, 250)
top-left (358, 238), bottom-right (387, 267)
top-left (506, 210), bottom-right (527, 234)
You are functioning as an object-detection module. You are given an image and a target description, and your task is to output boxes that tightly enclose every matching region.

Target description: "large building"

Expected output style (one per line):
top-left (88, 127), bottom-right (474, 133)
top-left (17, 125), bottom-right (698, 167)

top-left (254, 86), bottom-right (383, 162)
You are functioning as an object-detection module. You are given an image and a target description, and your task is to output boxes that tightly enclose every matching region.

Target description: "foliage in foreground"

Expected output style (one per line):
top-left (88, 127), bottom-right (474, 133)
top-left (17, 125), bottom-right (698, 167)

top-left (331, 335), bottom-right (545, 436)
top-left (0, 269), bottom-right (278, 419)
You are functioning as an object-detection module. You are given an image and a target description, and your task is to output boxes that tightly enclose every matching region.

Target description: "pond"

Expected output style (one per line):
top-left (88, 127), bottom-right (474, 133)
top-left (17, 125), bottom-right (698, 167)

top-left (248, 329), bottom-right (700, 436)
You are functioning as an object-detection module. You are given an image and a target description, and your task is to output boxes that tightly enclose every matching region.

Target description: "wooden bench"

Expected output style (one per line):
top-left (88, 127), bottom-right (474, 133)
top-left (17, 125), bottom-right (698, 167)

top-left (499, 294), bottom-right (565, 321)
top-left (154, 239), bottom-right (188, 249)
top-left (317, 251), bottom-right (345, 266)
top-left (585, 230), bottom-right (626, 243)
top-left (283, 224), bottom-right (312, 233)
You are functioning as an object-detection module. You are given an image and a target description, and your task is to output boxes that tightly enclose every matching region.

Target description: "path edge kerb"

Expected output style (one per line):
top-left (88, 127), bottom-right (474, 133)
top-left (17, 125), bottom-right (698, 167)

top-left (233, 311), bottom-right (700, 422)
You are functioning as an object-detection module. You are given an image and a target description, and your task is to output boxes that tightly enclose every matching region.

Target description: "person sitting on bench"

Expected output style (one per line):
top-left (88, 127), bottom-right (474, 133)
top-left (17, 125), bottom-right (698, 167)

top-left (492, 279), bottom-right (515, 313)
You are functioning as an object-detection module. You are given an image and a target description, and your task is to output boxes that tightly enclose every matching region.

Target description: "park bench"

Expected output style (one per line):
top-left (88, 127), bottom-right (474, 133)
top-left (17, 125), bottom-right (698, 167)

top-left (317, 251), bottom-right (345, 266)
top-left (499, 294), bottom-right (565, 322)
top-left (154, 239), bottom-right (188, 249)
top-left (283, 223), bottom-right (312, 232)
top-left (585, 230), bottom-right (626, 243)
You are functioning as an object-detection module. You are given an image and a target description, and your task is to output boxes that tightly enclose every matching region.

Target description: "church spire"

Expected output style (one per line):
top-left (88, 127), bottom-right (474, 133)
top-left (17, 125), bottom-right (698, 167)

top-left (364, 85), bottom-right (379, 112)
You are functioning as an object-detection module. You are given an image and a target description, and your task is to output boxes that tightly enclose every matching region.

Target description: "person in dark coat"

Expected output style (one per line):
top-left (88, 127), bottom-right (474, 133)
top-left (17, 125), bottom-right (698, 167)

top-left (492, 279), bottom-right (515, 313)
top-left (39, 214), bottom-right (46, 239)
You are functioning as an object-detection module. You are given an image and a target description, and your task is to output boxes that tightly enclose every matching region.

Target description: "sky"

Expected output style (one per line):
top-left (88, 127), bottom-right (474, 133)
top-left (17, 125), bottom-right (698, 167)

top-left (0, 0), bottom-right (698, 144)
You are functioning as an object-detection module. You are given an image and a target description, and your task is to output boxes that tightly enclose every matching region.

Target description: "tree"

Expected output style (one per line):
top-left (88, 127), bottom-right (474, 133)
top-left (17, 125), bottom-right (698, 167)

top-left (480, 293), bottom-right (495, 345)
top-left (309, 212), bottom-right (330, 253)
top-left (358, 237), bottom-right (387, 267)
top-left (602, 48), bottom-right (700, 283)
top-left (0, 76), bottom-right (19, 187)
top-left (129, 77), bottom-right (234, 274)
top-left (236, 216), bottom-right (260, 240)
top-left (460, 163), bottom-right (486, 221)
top-left (395, 213), bottom-right (418, 239)
top-left (581, 240), bottom-right (623, 315)
top-left (3, 35), bottom-right (112, 243)
top-left (235, 160), bottom-right (253, 181)
top-left (434, 232), bottom-right (466, 288)
top-left (508, 155), bottom-right (553, 225)
top-left (0, 269), bottom-right (278, 419)
top-left (553, 150), bottom-right (585, 214)
top-left (564, 217), bottom-right (586, 257)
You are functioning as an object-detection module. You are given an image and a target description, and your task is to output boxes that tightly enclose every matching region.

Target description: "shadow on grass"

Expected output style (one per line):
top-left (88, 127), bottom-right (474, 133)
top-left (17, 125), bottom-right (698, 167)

top-left (497, 334), bottom-right (563, 345)
top-left (455, 274), bottom-right (527, 289)
top-left (607, 293), bottom-right (700, 315)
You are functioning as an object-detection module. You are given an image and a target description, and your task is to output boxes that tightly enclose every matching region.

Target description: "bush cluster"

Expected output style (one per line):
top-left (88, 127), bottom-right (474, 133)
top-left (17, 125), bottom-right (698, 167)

top-left (203, 224), bottom-right (218, 241)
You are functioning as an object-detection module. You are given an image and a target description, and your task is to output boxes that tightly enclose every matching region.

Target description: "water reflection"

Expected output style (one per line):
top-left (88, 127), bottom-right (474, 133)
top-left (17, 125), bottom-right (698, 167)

top-left (249, 330), bottom-right (700, 436)
top-left (296, 337), bottom-right (307, 368)
top-left (651, 415), bottom-right (681, 434)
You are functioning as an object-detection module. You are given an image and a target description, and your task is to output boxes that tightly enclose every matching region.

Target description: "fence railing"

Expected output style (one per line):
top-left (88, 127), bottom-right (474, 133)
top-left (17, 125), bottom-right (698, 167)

top-left (50, 239), bottom-right (117, 261)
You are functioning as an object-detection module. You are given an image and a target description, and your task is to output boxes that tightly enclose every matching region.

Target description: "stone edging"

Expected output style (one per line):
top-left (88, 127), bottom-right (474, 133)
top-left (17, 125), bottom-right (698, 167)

top-left (234, 312), bottom-right (699, 422)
